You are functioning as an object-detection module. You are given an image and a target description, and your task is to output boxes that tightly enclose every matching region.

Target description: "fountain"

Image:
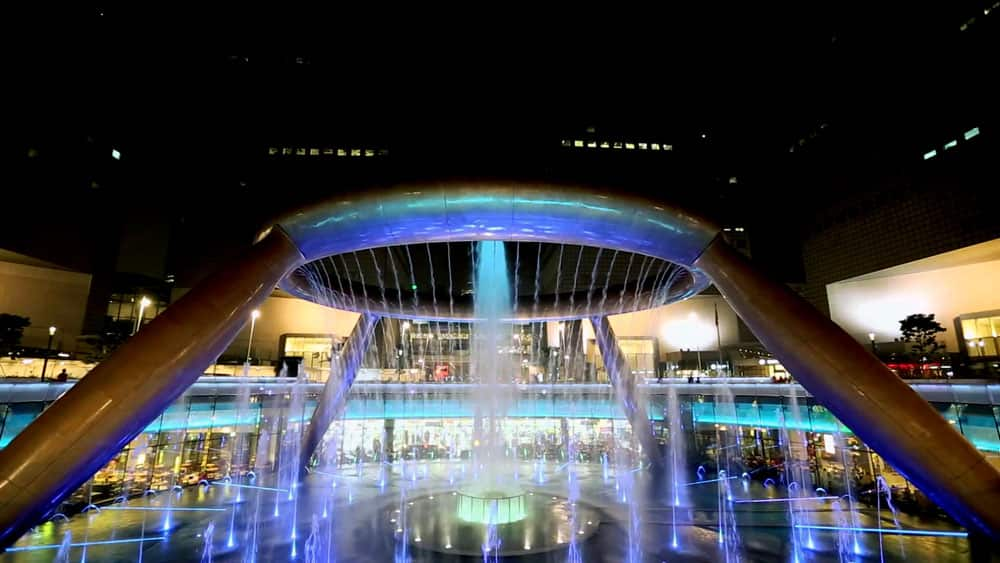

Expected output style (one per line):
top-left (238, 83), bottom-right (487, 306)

top-left (200, 520), bottom-right (215, 563)
top-left (0, 185), bottom-right (992, 561)
top-left (456, 488), bottom-right (526, 525)
top-left (53, 530), bottom-right (71, 563)
top-left (468, 241), bottom-right (516, 495)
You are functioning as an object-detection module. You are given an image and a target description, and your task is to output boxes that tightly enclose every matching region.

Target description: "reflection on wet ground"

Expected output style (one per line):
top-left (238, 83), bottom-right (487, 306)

top-left (1, 461), bottom-right (977, 562)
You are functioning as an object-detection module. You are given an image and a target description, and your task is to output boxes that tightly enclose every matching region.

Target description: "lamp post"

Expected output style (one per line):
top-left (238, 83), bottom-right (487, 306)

top-left (868, 332), bottom-right (876, 354)
top-left (246, 309), bottom-right (261, 364)
top-left (133, 296), bottom-right (152, 335)
top-left (40, 326), bottom-right (56, 382)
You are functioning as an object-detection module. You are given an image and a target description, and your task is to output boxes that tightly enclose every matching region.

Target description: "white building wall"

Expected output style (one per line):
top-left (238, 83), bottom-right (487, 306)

top-left (827, 259), bottom-right (1000, 351)
top-left (223, 295), bottom-right (361, 362)
top-left (609, 294), bottom-right (740, 354)
top-left (0, 261), bottom-right (91, 352)
top-left (548, 294), bottom-right (742, 358)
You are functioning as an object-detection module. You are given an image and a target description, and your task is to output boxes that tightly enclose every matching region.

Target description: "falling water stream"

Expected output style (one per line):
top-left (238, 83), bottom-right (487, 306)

top-left (470, 241), bottom-right (515, 488)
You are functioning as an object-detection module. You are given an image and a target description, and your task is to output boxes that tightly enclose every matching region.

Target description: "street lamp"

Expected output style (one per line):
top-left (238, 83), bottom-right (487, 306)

top-left (868, 332), bottom-right (876, 354)
top-left (133, 296), bottom-right (152, 335)
top-left (41, 326), bottom-right (56, 382)
top-left (246, 309), bottom-right (261, 364)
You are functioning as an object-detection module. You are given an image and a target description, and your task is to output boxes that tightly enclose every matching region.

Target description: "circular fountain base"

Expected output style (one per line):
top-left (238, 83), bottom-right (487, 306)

top-left (456, 485), bottom-right (527, 524)
top-left (396, 491), bottom-right (601, 557)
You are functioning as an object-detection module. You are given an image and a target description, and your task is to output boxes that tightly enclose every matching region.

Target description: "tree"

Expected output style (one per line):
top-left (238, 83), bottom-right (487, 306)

top-left (899, 313), bottom-right (946, 376)
top-left (0, 313), bottom-right (31, 356)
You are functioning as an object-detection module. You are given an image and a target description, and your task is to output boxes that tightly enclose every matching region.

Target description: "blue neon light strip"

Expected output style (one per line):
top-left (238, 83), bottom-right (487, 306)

top-left (735, 496), bottom-right (839, 504)
top-left (212, 482), bottom-right (287, 492)
top-left (682, 476), bottom-right (738, 486)
top-left (3, 393), bottom-right (998, 455)
top-left (794, 524), bottom-right (967, 538)
top-left (104, 506), bottom-right (227, 512)
top-left (7, 536), bottom-right (166, 552)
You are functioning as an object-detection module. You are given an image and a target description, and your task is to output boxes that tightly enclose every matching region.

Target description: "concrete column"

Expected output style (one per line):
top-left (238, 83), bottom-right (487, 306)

top-left (589, 316), bottom-right (663, 469)
top-left (0, 228), bottom-right (304, 549)
top-left (384, 419), bottom-right (396, 463)
top-left (300, 313), bottom-right (379, 473)
top-left (695, 237), bottom-right (1000, 540)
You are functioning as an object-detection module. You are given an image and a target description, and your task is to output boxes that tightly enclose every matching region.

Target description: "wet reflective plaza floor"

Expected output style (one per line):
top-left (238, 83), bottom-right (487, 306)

top-left (1, 461), bottom-right (980, 562)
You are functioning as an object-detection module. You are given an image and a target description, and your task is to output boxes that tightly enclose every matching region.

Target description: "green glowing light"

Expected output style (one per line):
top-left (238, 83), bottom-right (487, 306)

top-left (456, 489), bottom-right (527, 524)
top-left (410, 283), bottom-right (418, 290)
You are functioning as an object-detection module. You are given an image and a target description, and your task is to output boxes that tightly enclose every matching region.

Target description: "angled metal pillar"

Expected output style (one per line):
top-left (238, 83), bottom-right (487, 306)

top-left (0, 228), bottom-right (304, 549)
top-left (300, 312), bottom-right (379, 474)
top-left (695, 237), bottom-right (1000, 540)
top-left (590, 316), bottom-right (664, 469)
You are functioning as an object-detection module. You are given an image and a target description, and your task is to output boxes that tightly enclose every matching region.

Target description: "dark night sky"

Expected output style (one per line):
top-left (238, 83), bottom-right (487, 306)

top-left (6, 4), bottom-right (998, 284)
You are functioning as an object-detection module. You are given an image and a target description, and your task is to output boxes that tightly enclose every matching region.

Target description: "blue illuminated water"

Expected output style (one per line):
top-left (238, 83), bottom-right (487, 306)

top-left (471, 240), bottom-right (515, 489)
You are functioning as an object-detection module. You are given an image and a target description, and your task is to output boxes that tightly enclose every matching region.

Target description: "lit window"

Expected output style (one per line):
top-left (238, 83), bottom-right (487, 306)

top-left (586, 140), bottom-right (597, 148)
top-left (728, 176), bottom-right (738, 184)
top-left (625, 142), bottom-right (635, 150)
top-left (923, 149), bottom-right (937, 160)
top-left (364, 149), bottom-right (375, 157)
top-left (295, 148), bottom-right (306, 156)
top-left (322, 148), bottom-right (335, 155)
top-left (612, 141), bottom-right (623, 149)
top-left (943, 140), bottom-right (958, 150)
top-left (337, 148), bottom-right (347, 156)
top-left (735, 227), bottom-right (745, 232)
top-left (964, 127), bottom-right (980, 140)
top-left (111, 148), bottom-right (121, 160)
top-left (560, 139), bottom-right (572, 147)
top-left (651, 143), bottom-right (660, 150)
top-left (599, 141), bottom-right (610, 149)
top-left (377, 148), bottom-right (389, 155)
top-left (282, 147), bottom-right (293, 155)
top-left (309, 148), bottom-right (320, 156)
top-left (573, 140), bottom-right (584, 147)
top-left (662, 144), bottom-right (673, 151)
top-left (268, 147), bottom-right (279, 155)
top-left (350, 149), bottom-right (361, 157)
top-left (637, 142), bottom-right (648, 150)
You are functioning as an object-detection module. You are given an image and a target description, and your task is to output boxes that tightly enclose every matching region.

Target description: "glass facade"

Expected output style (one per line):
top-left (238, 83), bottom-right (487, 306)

top-left (587, 337), bottom-right (657, 381)
top-left (282, 334), bottom-right (340, 379)
top-left (106, 293), bottom-right (166, 330)
top-left (370, 320), bottom-right (546, 383)
top-left (961, 313), bottom-right (1000, 357)
top-left (2, 380), bottom-right (998, 518)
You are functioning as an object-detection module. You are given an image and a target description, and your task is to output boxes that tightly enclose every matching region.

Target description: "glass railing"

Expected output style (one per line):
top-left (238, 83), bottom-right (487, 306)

top-left (2, 377), bottom-right (998, 516)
